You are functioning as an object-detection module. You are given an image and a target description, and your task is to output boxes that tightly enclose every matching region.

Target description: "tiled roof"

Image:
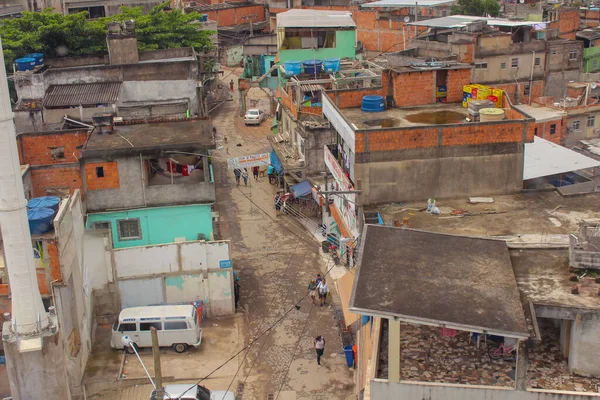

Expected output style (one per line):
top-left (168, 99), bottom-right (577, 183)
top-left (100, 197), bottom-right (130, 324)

top-left (43, 82), bottom-right (122, 108)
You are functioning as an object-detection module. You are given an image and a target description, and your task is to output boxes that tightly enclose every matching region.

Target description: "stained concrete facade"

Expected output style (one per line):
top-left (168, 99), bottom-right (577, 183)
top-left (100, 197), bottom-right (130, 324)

top-left (83, 155), bottom-right (215, 212)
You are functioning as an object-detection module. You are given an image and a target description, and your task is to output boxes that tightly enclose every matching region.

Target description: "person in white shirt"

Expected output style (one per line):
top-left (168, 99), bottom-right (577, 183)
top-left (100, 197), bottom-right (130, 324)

top-left (314, 335), bottom-right (326, 366)
top-left (317, 278), bottom-right (329, 307)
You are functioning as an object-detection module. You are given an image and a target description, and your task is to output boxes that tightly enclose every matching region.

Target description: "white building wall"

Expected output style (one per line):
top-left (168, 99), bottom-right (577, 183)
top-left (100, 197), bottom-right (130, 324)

top-left (569, 318), bottom-right (600, 377)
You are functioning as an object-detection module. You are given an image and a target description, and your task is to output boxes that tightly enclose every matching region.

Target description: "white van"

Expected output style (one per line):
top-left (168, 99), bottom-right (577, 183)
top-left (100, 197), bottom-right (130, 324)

top-left (111, 305), bottom-right (202, 353)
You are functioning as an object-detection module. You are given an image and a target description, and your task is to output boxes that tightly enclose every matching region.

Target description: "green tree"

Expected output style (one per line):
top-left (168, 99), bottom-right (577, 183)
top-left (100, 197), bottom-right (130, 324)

top-left (451, 0), bottom-right (501, 17)
top-left (0, 3), bottom-right (214, 67)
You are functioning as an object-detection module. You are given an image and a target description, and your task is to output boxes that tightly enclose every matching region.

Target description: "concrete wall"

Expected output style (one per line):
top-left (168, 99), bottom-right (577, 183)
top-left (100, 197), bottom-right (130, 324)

top-left (472, 52), bottom-right (545, 85)
top-left (355, 144), bottom-right (524, 204)
top-left (22, 166), bottom-right (32, 200)
top-left (52, 191), bottom-right (93, 393)
top-left (83, 156), bottom-right (215, 212)
top-left (301, 126), bottom-right (335, 175)
top-left (86, 204), bottom-right (214, 249)
top-left (569, 318), bottom-right (600, 377)
top-left (370, 380), bottom-right (600, 399)
top-left (119, 80), bottom-right (199, 116)
top-left (113, 240), bottom-right (234, 316)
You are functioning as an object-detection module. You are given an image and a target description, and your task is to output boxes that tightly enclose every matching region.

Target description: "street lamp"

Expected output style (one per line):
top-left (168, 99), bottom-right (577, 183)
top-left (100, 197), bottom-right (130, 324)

top-left (121, 335), bottom-right (156, 389)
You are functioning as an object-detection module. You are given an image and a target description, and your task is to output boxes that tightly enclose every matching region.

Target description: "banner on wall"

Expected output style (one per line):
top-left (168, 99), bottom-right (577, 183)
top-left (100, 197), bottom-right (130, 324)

top-left (227, 153), bottom-right (271, 170)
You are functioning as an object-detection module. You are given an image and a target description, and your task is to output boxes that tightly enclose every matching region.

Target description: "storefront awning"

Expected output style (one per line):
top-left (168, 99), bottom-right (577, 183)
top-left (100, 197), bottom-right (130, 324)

top-left (290, 180), bottom-right (313, 198)
top-left (336, 270), bottom-right (360, 327)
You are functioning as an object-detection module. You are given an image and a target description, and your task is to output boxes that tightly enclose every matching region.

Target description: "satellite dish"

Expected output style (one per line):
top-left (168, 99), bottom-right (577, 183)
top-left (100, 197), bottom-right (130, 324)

top-left (591, 82), bottom-right (597, 89)
top-left (404, 16), bottom-right (410, 22)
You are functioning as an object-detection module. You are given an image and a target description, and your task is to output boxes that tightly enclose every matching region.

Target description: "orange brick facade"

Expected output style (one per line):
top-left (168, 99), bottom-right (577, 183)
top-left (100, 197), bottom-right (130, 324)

top-left (18, 130), bottom-right (87, 197)
top-left (447, 69), bottom-right (472, 103)
top-left (84, 162), bottom-right (120, 191)
top-left (367, 128), bottom-right (439, 151)
top-left (494, 80), bottom-right (545, 105)
top-left (205, 4), bottom-right (266, 27)
top-left (534, 118), bottom-right (566, 145)
top-left (549, 8), bottom-right (580, 40)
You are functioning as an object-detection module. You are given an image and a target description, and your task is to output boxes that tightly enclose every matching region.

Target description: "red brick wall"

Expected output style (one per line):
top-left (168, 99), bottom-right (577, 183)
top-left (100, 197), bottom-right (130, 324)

top-left (84, 162), bottom-right (120, 191)
top-left (367, 128), bottom-right (439, 151)
top-left (18, 130), bottom-right (87, 166)
top-left (549, 8), bottom-right (580, 40)
top-left (47, 240), bottom-right (61, 283)
top-left (356, 121), bottom-right (530, 153)
top-left (393, 70), bottom-right (435, 107)
top-left (534, 118), bottom-right (565, 145)
top-left (447, 69), bottom-right (471, 103)
top-left (494, 81), bottom-right (544, 105)
top-left (29, 167), bottom-right (82, 197)
top-left (205, 5), bottom-right (265, 27)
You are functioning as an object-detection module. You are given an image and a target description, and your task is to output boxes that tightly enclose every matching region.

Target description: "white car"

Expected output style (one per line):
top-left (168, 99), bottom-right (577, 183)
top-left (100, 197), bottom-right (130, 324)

top-left (150, 384), bottom-right (234, 400)
top-left (244, 109), bottom-right (265, 125)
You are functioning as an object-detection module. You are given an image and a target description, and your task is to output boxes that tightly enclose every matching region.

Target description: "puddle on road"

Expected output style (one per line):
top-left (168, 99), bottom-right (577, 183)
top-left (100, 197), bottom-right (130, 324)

top-left (363, 118), bottom-right (400, 128)
top-left (405, 110), bottom-right (465, 125)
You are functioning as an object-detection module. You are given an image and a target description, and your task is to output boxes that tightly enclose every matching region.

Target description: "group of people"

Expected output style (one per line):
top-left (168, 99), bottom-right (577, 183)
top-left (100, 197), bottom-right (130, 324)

top-left (308, 273), bottom-right (329, 367)
top-left (233, 167), bottom-right (261, 186)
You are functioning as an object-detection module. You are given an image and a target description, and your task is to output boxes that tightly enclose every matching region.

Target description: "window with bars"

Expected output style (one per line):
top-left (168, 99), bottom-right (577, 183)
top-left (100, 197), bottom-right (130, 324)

top-left (569, 50), bottom-right (578, 60)
top-left (511, 58), bottom-right (519, 68)
top-left (588, 115), bottom-right (596, 128)
top-left (572, 120), bottom-right (581, 131)
top-left (117, 219), bottom-right (141, 240)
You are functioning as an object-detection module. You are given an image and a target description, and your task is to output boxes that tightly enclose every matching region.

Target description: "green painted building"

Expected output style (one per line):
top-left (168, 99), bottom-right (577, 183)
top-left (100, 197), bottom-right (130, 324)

top-left (86, 204), bottom-right (213, 249)
top-left (276, 9), bottom-right (357, 64)
top-left (577, 30), bottom-right (600, 73)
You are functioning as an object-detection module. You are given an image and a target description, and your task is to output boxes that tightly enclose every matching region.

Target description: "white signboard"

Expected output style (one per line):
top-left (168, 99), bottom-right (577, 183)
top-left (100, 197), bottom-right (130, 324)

top-left (324, 145), bottom-right (358, 238)
top-left (227, 153), bottom-right (271, 170)
top-left (323, 95), bottom-right (356, 153)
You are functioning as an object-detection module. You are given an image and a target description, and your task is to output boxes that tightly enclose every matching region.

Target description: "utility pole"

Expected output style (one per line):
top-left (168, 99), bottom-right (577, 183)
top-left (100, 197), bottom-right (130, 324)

top-left (151, 327), bottom-right (164, 399)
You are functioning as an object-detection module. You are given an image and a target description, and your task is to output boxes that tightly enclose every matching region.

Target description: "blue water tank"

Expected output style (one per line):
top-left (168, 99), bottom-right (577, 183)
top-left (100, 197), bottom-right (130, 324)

top-left (27, 207), bottom-right (56, 235)
top-left (361, 95), bottom-right (385, 112)
top-left (201, 14), bottom-right (208, 22)
top-left (323, 58), bottom-right (341, 72)
top-left (302, 60), bottom-right (323, 75)
top-left (28, 196), bottom-right (61, 211)
top-left (283, 61), bottom-right (302, 77)
top-left (15, 58), bottom-right (36, 72)
top-left (24, 53), bottom-right (44, 65)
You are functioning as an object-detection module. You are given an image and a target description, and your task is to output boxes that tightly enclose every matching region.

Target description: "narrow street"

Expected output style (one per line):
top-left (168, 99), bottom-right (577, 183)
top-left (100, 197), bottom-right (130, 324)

top-left (210, 68), bottom-right (354, 399)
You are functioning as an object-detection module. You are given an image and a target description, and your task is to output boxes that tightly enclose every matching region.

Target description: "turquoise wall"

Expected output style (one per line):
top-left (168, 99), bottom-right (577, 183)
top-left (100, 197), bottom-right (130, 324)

top-left (278, 30), bottom-right (356, 63)
top-left (86, 205), bottom-right (213, 249)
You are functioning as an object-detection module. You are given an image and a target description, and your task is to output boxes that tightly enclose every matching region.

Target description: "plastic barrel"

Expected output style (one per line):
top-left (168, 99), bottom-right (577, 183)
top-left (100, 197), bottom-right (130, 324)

top-left (25, 53), bottom-right (44, 65)
top-left (323, 58), bottom-right (341, 72)
top-left (361, 95), bottom-right (385, 112)
top-left (344, 345), bottom-right (354, 367)
top-left (27, 207), bottom-right (56, 235)
top-left (302, 60), bottom-right (323, 75)
top-left (321, 241), bottom-right (330, 253)
top-left (15, 58), bottom-right (36, 72)
top-left (27, 196), bottom-right (61, 211)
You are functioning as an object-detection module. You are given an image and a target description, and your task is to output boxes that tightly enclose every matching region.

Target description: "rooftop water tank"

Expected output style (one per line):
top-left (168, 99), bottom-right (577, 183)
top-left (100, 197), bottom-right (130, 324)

top-left (283, 61), bottom-right (302, 77)
top-left (361, 95), bottom-right (385, 112)
top-left (27, 207), bottom-right (56, 235)
top-left (302, 60), bottom-right (323, 75)
top-left (323, 58), bottom-right (341, 73)
top-left (27, 196), bottom-right (61, 212)
top-left (479, 108), bottom-right (505, 122)
top-left (24, 53), bottom-right (44, 66)
top-left (15, 58), bottom-right (36, 72)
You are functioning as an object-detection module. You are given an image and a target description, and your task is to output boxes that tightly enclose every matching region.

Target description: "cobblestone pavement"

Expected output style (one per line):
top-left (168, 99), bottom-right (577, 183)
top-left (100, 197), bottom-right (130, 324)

top-left (211, 67), bottom-right (354, 400)
top-left (528, 320), bottom-right (600, 392)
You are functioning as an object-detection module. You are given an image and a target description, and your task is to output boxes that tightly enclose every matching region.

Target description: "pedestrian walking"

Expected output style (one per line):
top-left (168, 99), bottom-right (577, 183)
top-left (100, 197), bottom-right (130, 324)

top-left (316, 274), bottom-right (322, 286)
top-left (267, 165), bottom-right (275, 185)
top-left (307, 279), bottom-right (317, 305)
top-left (212, 125), bottom-right (217, 140)
top-left (229, 79), bottom-right (234, 92)
top-left (317, 278), bottom-right (329, 307)
top-left (252, 166), bottom-right (259, 180)
top-left (275, 192), bottom-right (282, 216)
top-left (314, 335), bottom-right (326, 367)
top-left (234, 168), bottom-right (241, 186)
top-left (242, 168), bottom-right (249, 186)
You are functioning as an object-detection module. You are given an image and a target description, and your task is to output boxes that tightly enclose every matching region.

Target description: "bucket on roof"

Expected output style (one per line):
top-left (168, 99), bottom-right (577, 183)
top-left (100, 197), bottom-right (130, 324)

top-left (283, 61), bottom-right (302, 77)
top-left (24, 53), bottom-right (44, 65)
top-left (323, 58), bottom-right (341, 73)
top-left (15, 58), bottom-right (36, 72)
top-left (27, 207), bottom-right (56, 235)
top-left (302, 60), bottom-right (323, 75)
top-left (27, 196), bottom-right (61, 212)
top-left (361, 95), bottom-right (385, 112)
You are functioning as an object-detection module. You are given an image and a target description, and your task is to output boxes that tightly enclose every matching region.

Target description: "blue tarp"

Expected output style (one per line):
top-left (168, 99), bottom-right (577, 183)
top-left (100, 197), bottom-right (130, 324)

top-left (290, 180), bottom-right (312, 198)
top-left (270, 150), bottom-right (284, 175)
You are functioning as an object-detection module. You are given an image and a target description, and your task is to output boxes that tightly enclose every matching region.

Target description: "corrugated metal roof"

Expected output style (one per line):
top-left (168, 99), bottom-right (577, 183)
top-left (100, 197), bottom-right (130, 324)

top-left (523, 136), bottom-right (600, 180)
top-left (43, 82), bottom-right (122, 108)
top-left (408, 15), bottom-right (540, 28)
top-left (361, 0), bottom-right (454, 8)
top-left (277, 9), bottom-right (356, 28)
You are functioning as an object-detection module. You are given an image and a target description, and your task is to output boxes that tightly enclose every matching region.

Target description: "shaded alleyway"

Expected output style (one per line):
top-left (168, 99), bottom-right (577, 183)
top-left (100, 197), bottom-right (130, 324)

top-left (211, 68), bottom-right (354, 400)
